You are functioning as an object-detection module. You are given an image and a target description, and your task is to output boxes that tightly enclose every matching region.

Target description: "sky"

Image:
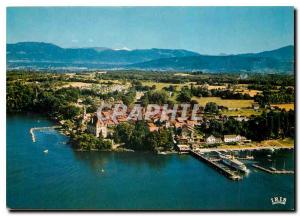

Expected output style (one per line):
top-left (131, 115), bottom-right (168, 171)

top-left (7, 7), bottom-right (294, 55)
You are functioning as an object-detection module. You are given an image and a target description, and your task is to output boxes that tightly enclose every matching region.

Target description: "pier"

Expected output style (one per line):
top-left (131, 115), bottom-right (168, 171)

top-left (252, 164), bottom-right (294, 174)
top-left (30, 126), bottom-right (61, 142)
top-left (190, 150), bottom-right (242, 181)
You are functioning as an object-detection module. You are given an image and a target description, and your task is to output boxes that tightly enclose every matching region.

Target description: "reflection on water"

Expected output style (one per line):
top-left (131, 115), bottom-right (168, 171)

top-left (73, 151), bottom-right (190, 174)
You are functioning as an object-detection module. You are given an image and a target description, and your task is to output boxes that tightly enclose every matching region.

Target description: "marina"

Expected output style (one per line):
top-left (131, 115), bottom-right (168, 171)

top-left (190, 150), bottom-right (243, 181)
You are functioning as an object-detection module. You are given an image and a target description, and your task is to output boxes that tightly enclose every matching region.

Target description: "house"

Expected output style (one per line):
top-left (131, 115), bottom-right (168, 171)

top-left (205, 135), bottom-right (222, 144)
top-left (181, 125), bottom-right (194, 138)
top-left (176, 144), bottom-right (190, 153)
top-left (252, 103), bottom-right (260, 110)
top-left (147, 123), bottom-right (159, 132)
top-left (223, 134), bottom-right (246, 143)
top-left (174, 121), bottom-right (184, 129)
top-left (186, 120), bottom-right (197, 127)
top-left (234, 116), bottom-right (249, 122)
top-left (87, 115), bottom-right (108, 138)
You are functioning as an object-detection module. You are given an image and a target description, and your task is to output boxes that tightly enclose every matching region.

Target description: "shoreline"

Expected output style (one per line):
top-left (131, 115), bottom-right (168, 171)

top-left (197, 145), bottom-right (294, 153)
top-left (27, 113), bottom-right (294, 155)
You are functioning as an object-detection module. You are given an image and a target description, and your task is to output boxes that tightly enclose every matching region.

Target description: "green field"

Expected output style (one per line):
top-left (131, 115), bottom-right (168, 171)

top-left (142, 81), bottom-right (195, 90)
top-left (221, 109), bottom-right (263, 117)
top-left (271, 103), bottom-right (294, 111)
top-left (192, 96), bottom-right (254, 108)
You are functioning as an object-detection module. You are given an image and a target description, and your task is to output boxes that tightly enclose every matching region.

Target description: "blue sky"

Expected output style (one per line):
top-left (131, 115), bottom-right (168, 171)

top-left (7, 7), bottom-right (294, 55)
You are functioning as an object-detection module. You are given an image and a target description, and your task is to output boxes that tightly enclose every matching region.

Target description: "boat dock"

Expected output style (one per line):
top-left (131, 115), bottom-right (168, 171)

top-left (30, 126), bottom-right (61, 142)
top-left (190, 150), bottom-right (242, 181)
top-left (252, 164), bottom-right (294, 174)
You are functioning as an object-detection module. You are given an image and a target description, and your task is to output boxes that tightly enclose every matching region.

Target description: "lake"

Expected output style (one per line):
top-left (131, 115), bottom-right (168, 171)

top-left (7, 114), bottom-right (295, 210)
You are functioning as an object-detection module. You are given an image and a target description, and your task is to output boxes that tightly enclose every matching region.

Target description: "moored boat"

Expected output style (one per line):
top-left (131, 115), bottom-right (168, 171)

top-left (219, 154), bottom-right (249, 173)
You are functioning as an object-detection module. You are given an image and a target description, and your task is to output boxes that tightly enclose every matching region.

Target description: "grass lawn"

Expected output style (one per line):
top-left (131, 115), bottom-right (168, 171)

top-left (142, 81), bottom-right (196, 90)
top-left (221, 109), bottom-right (263, 117)
top-left (192, 96), bottom-right (254, 108)
top-left (271, 103), bottom-right (294, 111)
top-left (207, 85), bottom-right (227, 90)
top-left (214, 138), bottom-right (294, 150)
top-left (256, 138), bottom-right (294, 147)
top-left (236, 89), bottom-right (262, 97)
top-left (61, 82), bottom-right (93, 88)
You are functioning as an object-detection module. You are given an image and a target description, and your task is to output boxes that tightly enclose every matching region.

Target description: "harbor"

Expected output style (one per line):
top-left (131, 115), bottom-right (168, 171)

top-left (189, 148), bottom-right (294, 181)
top-left (189, 150), bottom-right (243, 181)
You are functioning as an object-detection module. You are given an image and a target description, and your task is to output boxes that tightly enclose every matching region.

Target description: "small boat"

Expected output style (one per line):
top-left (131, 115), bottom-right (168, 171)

top-left (43, 149), bottom-right (48, 154)
top-left (158, 152), bottom-right (167, 155)
top-left (246, 155), bottom-right (254, 160)
top-left (269, 148), bottom-right (275, 153)
top-left (101, 169), bottom-right (105, 173)
top-left (267, 154), bottom-right (272, 158)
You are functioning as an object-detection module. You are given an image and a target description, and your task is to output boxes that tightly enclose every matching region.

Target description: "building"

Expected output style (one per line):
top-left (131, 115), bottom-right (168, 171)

top-left (176, 144), bottom-right (190, 153)
top-left (87, 115), bottom-right (108, 138)
top-left (252, 103), bottom-right (260, 110)
top-left (205, 135), bottom-right (222, 144)
top-left (147, 122), bottom-right (159, 132)
top-left (223, 134), bottom-right (246, 143)
top-left (234, 116), bottom-right (249, 122)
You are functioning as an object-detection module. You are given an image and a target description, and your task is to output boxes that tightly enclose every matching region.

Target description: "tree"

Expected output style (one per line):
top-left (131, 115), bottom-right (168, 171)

top-left (206, 120), bottom-right (223, 137)
top-left (113, 122), bottom-right (134, 144)
top-left (72, 133), bottom-right (112, 150)
top-left (176, 89), bottom-right (192, 103)
top-left (128, 121), bottom-right (150, 150)
top-left (204, 102), bottom-right (219, 114)
top-left (59, 104), bottom-right (81, 120)
top-left (140, 90), bottom-right (169, 106)
top-left (223, 118), bottom-right (242, 135)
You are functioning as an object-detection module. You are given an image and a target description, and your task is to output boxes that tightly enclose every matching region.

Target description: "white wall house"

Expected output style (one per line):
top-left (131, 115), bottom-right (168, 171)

top-left (205, 135), bottom-right (222, 144)
top-left (224, 135), bottom-right (245, 143)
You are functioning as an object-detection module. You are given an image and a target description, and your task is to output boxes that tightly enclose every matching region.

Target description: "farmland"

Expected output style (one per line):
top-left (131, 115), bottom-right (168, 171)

top-left (221, 109), bottom-right (263, 117)
top-left (192, 96), bottom-right (254, 108)
top-left (271, 103), bottom-right (294, 111)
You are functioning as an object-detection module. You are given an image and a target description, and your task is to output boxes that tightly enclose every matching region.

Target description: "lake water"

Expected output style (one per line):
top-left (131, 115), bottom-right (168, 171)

top-left (7, 114), bottom-right (295, 210)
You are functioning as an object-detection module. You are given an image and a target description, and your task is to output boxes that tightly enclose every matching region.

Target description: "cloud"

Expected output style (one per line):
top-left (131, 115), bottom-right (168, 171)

top-left (71, 39), bottom-right (79, 43)
top-left (88, 38), bottom-right (94, 43)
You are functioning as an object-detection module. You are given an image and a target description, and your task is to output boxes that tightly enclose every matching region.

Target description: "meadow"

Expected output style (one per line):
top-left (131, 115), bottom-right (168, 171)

top-left (192, 96), bottom-right (254, 109)
top-left (271, 103), bottom-right (294, 111)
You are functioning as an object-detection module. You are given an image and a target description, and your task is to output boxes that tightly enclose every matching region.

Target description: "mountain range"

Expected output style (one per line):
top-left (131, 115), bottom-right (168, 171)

top-left (7, 42), bottom-right (294, 73)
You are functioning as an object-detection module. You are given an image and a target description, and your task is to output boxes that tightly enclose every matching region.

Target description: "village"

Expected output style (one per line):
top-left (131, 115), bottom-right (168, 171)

top-left (44, 70), bottom-right (294, 155)
top-left (77, 101), bottom-right (252, 153)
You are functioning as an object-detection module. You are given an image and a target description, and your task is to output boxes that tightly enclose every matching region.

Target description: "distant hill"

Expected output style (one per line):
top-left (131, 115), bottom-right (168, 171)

top-left (129, 46), bottom-right (294, 73)
top-left (240, 45), bottom-right (294, 61)
top-left (7, 42), bottom-right (200, 65)
top-left (7, 42), bottom-right (294, 73)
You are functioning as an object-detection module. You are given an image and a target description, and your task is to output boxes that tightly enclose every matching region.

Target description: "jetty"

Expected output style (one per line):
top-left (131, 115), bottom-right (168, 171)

top-left (30, 126), bottom-right (61, 142)
top-left (190, 150), bottom-right (242, 181)
top-left (252, 164), bottom-right (294, 174)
